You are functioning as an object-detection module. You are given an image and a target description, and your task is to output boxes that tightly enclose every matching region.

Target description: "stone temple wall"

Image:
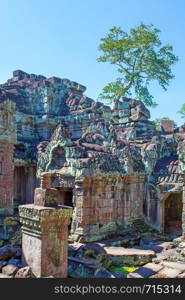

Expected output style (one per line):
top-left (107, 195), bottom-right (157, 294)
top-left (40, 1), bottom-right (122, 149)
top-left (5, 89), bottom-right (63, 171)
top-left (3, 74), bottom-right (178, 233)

top-left (36, 172), bottom-right (146, 242)
top-left (0, 100), bottom-right (16, 215)
top-left (70, 174), bottom-right (145, 242)
top-left (1, 70), bottom-right (185, 240)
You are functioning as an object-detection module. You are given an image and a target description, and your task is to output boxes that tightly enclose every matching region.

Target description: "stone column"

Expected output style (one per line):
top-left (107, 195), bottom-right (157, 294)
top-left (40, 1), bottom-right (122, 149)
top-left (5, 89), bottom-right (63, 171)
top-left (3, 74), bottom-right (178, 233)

top-left (0, 100), bottom-right (16, 215)
top-left (70, 179), bottom-right (86, 241)
top-left (0, 143), bottom-right (15, 215)
top-left (182, 185), bottom-right (185, 236)
top-left (19, 204), bottom-right (72, 278)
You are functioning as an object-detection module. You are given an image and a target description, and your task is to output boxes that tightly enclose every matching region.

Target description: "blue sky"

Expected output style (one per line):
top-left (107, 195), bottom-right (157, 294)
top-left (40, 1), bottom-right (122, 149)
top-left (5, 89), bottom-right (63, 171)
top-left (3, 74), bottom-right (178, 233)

top-left (1, 0), bottom-right (185, 125)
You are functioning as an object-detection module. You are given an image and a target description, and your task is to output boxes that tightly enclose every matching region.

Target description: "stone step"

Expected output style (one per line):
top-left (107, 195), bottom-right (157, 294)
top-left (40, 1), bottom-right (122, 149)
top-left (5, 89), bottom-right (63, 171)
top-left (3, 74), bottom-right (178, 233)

top-left (177, 272), bottom-right (185, 278)
top-left (97, 235), bottom-right (140, 247)
top-left (0, 273), bottom-right (12, 278)
top-left (104, 247), bottom-right (155, 256)
top-left (158, 267), bottom-right (182, 278)
top-left (104, 247), bottom-right (155, 266)
top-left (152, 248), bottom-right (177, 263)
top-left (160, 261), bottom-right (185, 272)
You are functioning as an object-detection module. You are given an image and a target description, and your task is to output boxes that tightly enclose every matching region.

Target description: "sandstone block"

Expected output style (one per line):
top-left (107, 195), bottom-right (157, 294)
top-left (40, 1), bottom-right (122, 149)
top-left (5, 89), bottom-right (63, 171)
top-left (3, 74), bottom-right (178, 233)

top-left (158, 267), bottom-right (182, 278)
top-left (160, 261), bottom-right (185, 272)
top-left (0, 273), bottom-right (12, 278)
top-left (2, 264), bottom-right (18, 276)
top-left (104, 247), bottom-right (155, 266)
top-left (34, 187), bottom-right (60, 206)
top-left (15, 266), bottom-right (35, 278)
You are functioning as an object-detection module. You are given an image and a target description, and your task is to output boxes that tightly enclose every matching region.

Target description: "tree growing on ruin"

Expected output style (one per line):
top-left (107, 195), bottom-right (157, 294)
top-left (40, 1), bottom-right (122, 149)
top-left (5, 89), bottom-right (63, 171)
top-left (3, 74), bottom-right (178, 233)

top-left (97, 23), bottom-right (178, 107)
top-left (178, 104), bottom-right (185, 118)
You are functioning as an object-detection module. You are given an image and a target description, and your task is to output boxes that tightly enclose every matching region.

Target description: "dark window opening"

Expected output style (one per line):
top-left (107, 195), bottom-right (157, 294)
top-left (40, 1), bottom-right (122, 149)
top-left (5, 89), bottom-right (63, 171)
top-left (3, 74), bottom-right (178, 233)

top-left (13, 166), bottom-right (37, 212)
top-left (64, 190), bottom-right (73, 207)
top-left (63, 190), bottom-right (73, 233)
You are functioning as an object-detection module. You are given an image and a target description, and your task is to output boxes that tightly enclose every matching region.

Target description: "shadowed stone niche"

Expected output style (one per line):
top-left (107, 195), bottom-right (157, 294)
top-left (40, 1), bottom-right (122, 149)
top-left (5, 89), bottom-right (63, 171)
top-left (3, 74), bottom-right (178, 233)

top-left (19, 204), bottom-right (72, 278)
top-left (164, 193), bottom-right (182, 235)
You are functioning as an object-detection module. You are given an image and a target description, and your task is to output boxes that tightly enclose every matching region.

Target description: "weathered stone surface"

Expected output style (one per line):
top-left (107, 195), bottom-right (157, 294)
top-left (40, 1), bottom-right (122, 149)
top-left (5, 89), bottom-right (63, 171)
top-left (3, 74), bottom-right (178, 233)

top-left (68, 256), bottom-right (114, 278)
top-left (0, 273), bottom-right (12, 278)
top-left (75, 243), bottom-right (106, 257)
top-left (34, 187), bottom-right (60, 206)
top-left (0, 70), bottom-right (185, 245)
top-left (15, 266), bottom-right (35, 278)
top-left (74, 243), bottom-right (112, 269)
top-left (158, 267), bottom-right (182, 278)
top-left (161, 119), bottom-right (174, 133)
top-left (100, 235), bottom-right (140, 248)
top-left (140, 237), bottom-right (173, 253)
top-left (3, 217), bottom-right (20, 226)
top-left (9, 227), bottom-right (22, 247)
top-left (152, 248), bottom-right (177, 263)
top-left (177, 272), bottom-right (185, 278)
top-left (2, 264), bottom-right (18, 276)
top-left (104, 247), bottom-right (155, 266)
top-left (142, 262), bottom-right (163, 272)
top-left (160, 261), bottom-right (185, 272)
top-left (0, 100), bottom-right (16, 215)
top-left (19, 204), bottom-right (72, 278)
top-left (0, 245), bottom-right (14, 261)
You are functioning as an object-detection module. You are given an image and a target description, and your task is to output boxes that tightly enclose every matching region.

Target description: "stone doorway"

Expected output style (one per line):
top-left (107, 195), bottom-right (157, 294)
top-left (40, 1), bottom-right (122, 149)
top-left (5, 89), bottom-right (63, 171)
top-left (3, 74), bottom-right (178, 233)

top-left (63, 190), bottom-right (73, 207)
top-left (164, 192), bottom-right (182, 236)
top-left (57, 188), bottom-right (74, 207)
top-left (58, 188), bottom-right (74, 232)
top-left (13, 166), bottom-right (37, 211)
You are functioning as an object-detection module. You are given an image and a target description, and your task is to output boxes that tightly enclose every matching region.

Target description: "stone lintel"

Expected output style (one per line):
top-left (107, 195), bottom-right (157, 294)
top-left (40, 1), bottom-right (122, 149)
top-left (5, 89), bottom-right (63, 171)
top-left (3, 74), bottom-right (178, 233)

top-left (19, 204), bottom-right (72, 235)
top-left (83, 174), bottom-right (146, 186)
top-left (41, 172), bottom-right (75, 189)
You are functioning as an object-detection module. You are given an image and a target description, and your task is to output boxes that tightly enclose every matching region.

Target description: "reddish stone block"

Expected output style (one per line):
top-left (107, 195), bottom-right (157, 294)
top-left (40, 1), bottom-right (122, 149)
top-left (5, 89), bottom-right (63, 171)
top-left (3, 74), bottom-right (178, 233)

top-left (19, 204), bottom-right (72, 278)
top-left (161, 119), bottom-right (174, 133)
top-left (34, 187), bottom-right (60, 206)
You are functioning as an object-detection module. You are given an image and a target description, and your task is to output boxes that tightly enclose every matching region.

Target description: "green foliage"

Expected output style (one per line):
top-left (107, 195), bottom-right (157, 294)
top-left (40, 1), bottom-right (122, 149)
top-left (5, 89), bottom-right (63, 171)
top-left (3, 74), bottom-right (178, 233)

top-left (140, 231), bottom-right (153, 237)
top-left (178, 104), bottom-right (185, 119)
top-left (109, 265), bottom-right (139, 275)
top-left (97, 23), bottom-right (178, 107)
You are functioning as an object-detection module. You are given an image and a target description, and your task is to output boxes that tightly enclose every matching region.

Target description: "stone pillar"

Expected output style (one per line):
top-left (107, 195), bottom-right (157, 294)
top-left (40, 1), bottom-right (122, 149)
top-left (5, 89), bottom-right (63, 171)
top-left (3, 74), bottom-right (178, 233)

top-left (70, 179), bottom-right (86, 241)
top-left (19, 204), bottom-right (72, 278)
top-left (0, 100), bottom-right (16, 215)
top-left (0, 143), bottom-right (15, 215)
top-left (182, 185), bottom-right (185, 235)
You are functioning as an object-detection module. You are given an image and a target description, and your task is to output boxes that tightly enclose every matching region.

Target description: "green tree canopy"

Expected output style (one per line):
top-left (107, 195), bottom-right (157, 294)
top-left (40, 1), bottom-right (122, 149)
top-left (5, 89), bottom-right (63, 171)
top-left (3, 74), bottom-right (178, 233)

top-left (97, 23), bottom-right (178, 107)
top-left (178, 104), bottom-right (185, 118)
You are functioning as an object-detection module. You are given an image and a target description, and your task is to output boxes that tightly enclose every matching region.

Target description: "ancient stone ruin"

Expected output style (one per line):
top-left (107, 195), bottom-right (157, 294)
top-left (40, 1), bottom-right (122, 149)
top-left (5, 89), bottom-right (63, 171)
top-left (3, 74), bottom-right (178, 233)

top-left (0, 70), bottom-right (185, 278)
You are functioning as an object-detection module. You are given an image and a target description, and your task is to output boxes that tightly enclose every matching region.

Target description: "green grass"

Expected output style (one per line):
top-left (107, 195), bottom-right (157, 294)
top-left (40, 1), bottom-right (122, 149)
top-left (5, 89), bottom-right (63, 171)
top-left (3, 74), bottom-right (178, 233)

top-left (109, 265), bottom-right (139, 275)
